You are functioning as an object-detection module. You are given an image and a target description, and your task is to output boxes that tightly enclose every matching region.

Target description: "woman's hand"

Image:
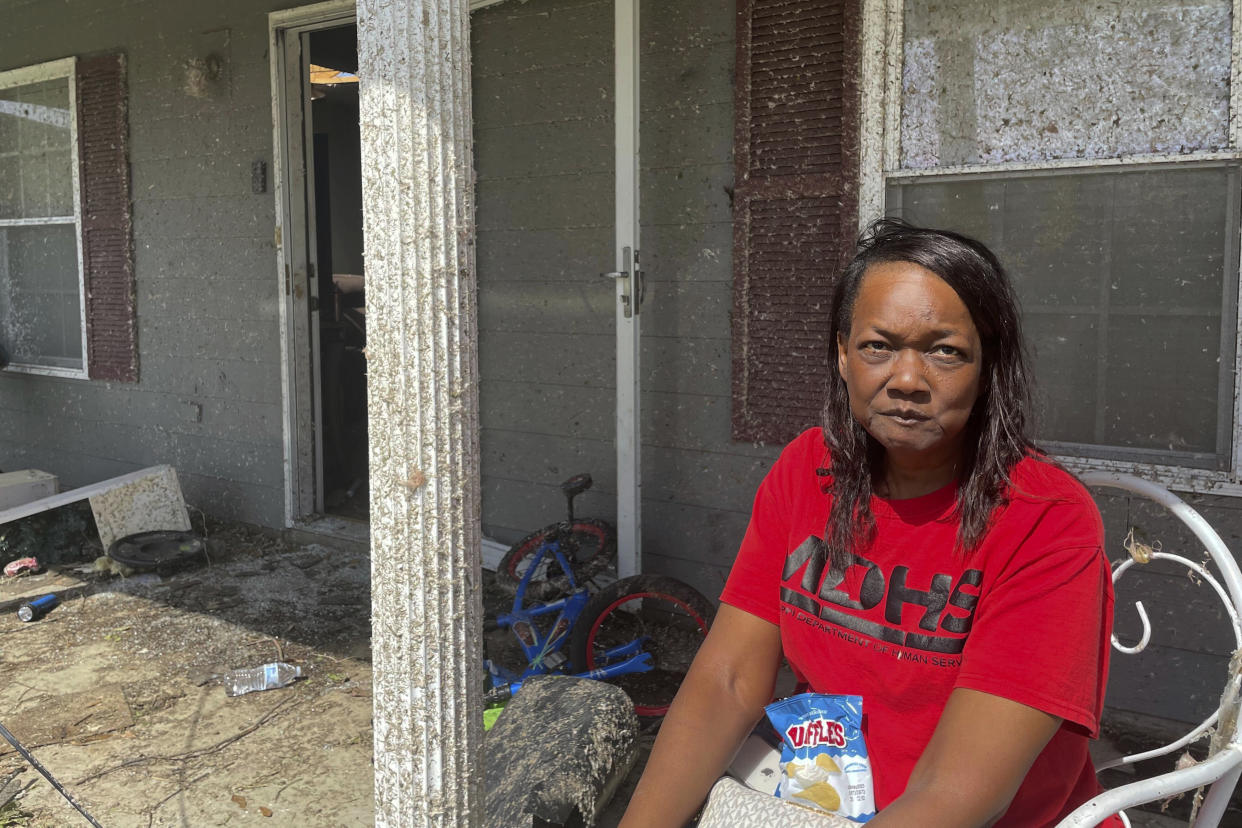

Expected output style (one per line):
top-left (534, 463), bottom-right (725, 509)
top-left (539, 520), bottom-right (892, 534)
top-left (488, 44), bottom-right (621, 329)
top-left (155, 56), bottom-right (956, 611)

top-left (868, 688), bottom-right (1061, 828)
top-left (618, 604), bottom-right (783, 828)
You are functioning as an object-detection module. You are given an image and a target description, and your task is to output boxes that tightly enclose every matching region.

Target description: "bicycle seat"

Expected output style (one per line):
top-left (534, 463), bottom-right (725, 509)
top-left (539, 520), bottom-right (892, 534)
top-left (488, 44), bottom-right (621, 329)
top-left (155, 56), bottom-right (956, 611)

top-left (560, 473), bottom-right (593, 498)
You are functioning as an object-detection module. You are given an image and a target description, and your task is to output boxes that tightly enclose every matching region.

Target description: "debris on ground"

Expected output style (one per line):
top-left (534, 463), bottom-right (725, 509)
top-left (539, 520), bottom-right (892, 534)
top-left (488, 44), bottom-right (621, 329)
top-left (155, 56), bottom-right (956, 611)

top-left (485, 675), bottom-right (639, 828)
top-left (15, 595), bottom-right (58, 623)
top-left (0, 523), bottom-right (373, 825)
top-left (89, 556), bottom-right (134, 578)
top-left (0, 502), bottom-right (96, 568)
top-left (0, 769), bottom-right (24, 810)
top-left (223, 662), bottom-right (304, 697)
top-left (107, 530), bottom-right (208, 575)
top-left (0, 466), bottom-right (191, 556)
top-left (2, 560), bottom-right (38, 579)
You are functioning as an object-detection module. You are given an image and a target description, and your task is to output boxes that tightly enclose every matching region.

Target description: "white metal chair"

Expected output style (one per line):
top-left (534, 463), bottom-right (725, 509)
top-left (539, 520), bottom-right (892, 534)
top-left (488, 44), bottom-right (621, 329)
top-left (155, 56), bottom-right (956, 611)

top-left (1057, 472), bottom-right (1242, 828)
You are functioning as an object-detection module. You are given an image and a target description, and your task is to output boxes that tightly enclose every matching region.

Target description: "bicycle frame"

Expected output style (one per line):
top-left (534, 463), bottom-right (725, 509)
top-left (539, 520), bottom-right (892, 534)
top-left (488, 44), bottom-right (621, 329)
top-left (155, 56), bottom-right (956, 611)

top-left (485, 535), bottom-right (653, 702)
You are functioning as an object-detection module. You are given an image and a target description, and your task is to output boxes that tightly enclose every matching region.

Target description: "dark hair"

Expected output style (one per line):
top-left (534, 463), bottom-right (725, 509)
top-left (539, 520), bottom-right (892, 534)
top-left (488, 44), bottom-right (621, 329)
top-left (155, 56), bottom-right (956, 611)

top-left (821, 218), bottom-right (1035, 567)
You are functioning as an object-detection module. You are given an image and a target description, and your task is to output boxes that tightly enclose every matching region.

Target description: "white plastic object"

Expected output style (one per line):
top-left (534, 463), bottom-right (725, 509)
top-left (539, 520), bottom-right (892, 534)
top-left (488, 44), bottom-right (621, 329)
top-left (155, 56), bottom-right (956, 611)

top-left (728, 732), bottom-right (784, 793)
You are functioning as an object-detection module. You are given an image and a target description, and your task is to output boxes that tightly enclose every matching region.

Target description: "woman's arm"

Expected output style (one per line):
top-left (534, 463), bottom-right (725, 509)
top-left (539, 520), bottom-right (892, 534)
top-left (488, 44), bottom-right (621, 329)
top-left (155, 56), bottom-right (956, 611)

top-left (619, 604), bottom-right (784, 828)
top-left (868, 688), bottom-right (1062, 828)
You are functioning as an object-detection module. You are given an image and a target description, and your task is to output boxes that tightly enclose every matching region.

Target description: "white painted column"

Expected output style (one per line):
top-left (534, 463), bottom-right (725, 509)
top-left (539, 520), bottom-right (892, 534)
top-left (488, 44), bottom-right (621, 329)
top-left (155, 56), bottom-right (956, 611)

top-left (357, 1), bottom-right (482, 825)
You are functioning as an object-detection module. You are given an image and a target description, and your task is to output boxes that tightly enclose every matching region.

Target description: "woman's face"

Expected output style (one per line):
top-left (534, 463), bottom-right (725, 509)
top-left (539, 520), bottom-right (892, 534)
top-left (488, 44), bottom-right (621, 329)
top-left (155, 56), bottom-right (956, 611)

top-left (836, 260), bottom-right (983, 470)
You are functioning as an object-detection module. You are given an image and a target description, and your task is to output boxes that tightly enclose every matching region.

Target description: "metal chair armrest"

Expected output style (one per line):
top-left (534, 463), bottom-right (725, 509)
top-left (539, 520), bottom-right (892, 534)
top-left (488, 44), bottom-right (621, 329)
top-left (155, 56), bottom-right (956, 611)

top-left (1056, 746), bottom-right (1242, 828)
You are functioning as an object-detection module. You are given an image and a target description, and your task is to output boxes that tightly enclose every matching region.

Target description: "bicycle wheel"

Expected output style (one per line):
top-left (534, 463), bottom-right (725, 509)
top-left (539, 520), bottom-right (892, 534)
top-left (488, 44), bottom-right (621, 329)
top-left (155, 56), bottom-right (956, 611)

top-left (495, 518), bottom-right (617, 600)
top-left (569, 574), bottom-right (715, 717)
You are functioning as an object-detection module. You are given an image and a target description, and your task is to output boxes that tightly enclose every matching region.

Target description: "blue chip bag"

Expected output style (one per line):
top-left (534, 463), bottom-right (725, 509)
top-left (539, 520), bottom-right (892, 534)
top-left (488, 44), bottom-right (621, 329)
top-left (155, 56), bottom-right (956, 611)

top-left (764, 693), bottom-right (876, 823)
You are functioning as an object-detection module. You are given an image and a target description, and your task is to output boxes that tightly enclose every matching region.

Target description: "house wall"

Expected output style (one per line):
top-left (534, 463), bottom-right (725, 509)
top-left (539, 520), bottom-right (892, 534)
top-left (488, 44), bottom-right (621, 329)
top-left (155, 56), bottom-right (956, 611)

top-left (0, 0), bottom-right (302, 525)
top-left (472, 0), bottom-right (778, 602)
top-left (1, 0), bottom-right (1235, 731)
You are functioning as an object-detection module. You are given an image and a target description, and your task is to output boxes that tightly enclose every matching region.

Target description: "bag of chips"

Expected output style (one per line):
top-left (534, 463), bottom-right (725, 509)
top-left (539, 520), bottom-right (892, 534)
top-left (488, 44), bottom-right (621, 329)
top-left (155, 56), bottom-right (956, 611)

top-left (764, 693), bottom-right (876, 823)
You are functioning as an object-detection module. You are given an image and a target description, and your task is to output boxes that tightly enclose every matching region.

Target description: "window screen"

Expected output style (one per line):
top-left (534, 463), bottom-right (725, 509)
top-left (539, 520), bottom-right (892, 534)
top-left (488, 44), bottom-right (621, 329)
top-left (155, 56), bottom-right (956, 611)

top-left (887, 162), bottom-right (1240, 468)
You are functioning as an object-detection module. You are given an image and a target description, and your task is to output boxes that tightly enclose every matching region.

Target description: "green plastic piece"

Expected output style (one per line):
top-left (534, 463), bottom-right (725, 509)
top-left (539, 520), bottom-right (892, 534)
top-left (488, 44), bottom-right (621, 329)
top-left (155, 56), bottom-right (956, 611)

top-left (483, 704), bottom-right (506, 731)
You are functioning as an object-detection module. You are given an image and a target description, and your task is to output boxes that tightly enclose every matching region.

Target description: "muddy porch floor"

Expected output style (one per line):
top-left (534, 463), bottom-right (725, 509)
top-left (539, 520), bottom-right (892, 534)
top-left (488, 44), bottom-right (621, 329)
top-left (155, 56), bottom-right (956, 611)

top-left (0, 522), bottom-right (650, 827)
top-left (0, 522), bottom-right (1222, 827)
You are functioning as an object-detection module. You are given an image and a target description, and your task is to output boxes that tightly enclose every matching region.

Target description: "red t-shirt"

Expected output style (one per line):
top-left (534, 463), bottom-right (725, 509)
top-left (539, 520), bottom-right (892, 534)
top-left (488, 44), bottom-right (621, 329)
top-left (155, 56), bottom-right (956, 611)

top-left (721, 428), bottom-right (1118, 827)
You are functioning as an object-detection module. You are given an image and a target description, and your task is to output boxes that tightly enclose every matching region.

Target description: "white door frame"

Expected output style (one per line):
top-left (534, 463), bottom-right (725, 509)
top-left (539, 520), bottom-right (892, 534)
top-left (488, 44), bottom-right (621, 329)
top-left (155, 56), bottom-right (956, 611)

top-left (613, 0), bottom-right (641, 578)
top-left (270, 0), bottom-right (355, 526)
top-left (271, 0), bottom-right (644, 549)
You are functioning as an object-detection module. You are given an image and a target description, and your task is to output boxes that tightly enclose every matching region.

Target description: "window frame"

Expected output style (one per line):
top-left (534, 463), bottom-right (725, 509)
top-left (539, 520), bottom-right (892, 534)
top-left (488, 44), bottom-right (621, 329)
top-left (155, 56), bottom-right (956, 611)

top-left (857, 0), bottom-right (1242, 496)
top-left (0, 56), bottom-right (89, 380)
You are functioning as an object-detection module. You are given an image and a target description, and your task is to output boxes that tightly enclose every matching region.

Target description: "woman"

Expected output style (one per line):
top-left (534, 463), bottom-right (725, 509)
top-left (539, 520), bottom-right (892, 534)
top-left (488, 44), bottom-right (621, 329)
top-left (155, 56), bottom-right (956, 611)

top-left (621, 219), bottom-right (1116, 827)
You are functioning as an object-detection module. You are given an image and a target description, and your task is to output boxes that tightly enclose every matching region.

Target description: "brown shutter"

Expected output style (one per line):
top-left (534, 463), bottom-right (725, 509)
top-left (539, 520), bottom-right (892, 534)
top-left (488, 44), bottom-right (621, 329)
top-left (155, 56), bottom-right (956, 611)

top-left (77, 54), bottom-right (137, 382)
top-left (731, 0), bottom-right (862, 443)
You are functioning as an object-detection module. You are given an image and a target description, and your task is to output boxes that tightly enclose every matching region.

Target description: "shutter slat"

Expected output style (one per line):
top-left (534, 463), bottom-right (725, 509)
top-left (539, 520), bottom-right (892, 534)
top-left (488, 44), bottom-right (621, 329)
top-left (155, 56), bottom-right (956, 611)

top-left (752, 0), bottom-right (844, 23)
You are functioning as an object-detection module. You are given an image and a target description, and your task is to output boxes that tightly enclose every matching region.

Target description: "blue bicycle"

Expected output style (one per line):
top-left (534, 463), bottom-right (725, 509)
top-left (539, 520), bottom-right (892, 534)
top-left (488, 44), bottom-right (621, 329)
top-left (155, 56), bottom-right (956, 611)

top-left (485, 473), bottom-right (714, 717)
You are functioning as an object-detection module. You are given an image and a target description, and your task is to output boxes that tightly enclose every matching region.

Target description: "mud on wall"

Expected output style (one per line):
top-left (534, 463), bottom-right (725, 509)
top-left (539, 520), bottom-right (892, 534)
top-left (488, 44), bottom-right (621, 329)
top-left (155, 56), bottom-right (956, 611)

top-left (901, 0), bottom-right (1231, 168)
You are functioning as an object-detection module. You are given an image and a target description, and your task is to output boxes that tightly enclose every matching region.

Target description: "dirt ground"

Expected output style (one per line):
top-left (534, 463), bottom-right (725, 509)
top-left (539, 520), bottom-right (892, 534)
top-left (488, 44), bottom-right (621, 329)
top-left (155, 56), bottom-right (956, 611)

top-left (0, 523), bottom-right (375, 827)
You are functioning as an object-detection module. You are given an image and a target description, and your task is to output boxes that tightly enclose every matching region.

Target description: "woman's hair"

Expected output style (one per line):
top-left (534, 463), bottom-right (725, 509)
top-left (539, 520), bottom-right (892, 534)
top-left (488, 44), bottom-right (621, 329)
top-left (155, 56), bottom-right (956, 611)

top-left (821, 217), bottom-right (1035, 567)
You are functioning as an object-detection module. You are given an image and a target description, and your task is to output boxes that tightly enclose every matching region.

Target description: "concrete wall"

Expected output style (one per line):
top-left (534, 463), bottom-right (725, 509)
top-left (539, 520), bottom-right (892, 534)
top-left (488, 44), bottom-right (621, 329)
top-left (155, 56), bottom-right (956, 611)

top-left (0, 0), bottom-right (298, 525)
top-left (472, 0), bottom-right (778, 602)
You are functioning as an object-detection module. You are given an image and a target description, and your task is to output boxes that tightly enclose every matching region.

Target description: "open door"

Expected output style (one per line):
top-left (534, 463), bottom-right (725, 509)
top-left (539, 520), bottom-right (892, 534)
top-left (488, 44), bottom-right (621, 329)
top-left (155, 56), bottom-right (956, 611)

top-left (272, 7), bottom-right (365, 527)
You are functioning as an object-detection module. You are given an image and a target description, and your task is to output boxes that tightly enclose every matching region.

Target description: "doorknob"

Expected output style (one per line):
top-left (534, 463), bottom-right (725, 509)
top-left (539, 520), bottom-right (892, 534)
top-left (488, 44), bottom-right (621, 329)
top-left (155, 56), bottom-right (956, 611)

top-left (601, 246), bottom-right (642, 319)
top-left (600, 267), bottom-right (631, 319)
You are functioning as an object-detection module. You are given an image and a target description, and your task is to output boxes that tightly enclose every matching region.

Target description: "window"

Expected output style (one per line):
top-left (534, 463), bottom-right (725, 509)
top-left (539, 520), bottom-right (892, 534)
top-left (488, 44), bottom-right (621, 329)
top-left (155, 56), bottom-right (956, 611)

top-left (0, 58), bottom-right (85, 376)
top-left (872, 0), bottom-right (1242, 480)
top-left (0, 54), bottom-right (137, 382)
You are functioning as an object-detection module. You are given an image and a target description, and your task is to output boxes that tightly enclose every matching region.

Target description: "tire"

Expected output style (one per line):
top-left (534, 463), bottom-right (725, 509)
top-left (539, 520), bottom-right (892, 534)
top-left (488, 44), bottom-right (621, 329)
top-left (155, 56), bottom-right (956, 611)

top-left (495, 518), bottom-right (617, 601)
top-left (569, 574), bottom-right (715, 717)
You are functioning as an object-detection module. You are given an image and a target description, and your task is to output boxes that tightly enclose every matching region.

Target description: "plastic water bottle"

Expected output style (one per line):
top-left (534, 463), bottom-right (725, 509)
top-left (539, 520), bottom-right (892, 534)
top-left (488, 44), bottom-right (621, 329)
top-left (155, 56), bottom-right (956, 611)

top-left (224, 662), bottom-right (303, 697)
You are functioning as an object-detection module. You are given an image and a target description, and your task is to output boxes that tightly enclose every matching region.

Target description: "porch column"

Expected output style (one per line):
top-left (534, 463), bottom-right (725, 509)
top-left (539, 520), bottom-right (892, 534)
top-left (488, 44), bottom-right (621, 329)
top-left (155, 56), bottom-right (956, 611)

top-left (357, 1), bottom-right (482, 826)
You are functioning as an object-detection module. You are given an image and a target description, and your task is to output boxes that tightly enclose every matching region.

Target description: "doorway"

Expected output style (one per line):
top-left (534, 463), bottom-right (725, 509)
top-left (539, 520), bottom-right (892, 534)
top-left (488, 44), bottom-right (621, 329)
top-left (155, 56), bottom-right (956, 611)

top-left (273, 1), bottom-right (642, 559)
top-left (272, 7), bottom-right (366, 525)
top-left (307, 26), bottom-right (368, 520)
